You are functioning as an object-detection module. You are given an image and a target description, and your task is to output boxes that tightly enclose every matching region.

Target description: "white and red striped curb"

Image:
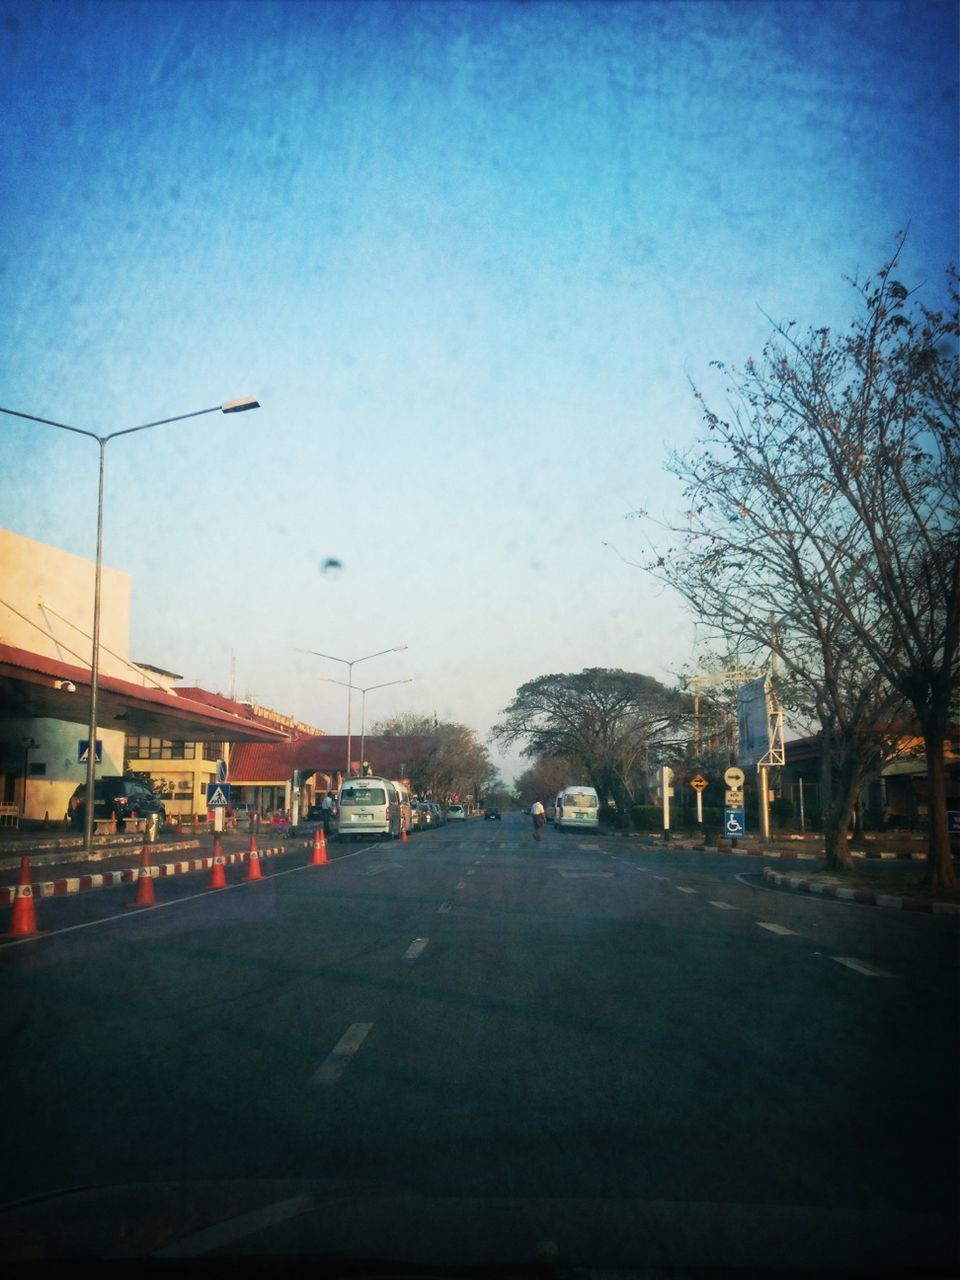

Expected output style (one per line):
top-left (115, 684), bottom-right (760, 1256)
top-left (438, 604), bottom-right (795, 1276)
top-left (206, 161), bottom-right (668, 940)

top-left (762, 867), bottom-right (960, 915)
top-left (0, 847), bottom-right (289, 906)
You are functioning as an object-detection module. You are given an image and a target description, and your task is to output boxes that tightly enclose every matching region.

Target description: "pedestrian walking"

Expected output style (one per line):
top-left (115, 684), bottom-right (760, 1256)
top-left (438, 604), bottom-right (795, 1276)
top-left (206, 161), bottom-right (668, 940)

top-left (530, 798), bottom-right (546, 842)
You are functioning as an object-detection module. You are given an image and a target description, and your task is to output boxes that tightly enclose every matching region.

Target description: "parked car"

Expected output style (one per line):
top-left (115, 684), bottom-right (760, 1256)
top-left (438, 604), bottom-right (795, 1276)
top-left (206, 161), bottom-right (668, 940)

top-left (484, 806), bottom-right (502, 820)
top-left (69, 776), bottom-right (166, 831)
top-left (417, 802), bottom-right (434, 828)
top-left (430, 802), bottom-right (445, 826)
top-left (446, 803), bottom-right (467, 820)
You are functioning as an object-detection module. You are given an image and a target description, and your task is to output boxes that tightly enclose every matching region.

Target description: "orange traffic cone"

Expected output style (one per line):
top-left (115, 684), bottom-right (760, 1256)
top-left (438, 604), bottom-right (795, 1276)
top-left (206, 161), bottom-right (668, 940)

top-left (5, 857), bottom-right (40, 937)
top-left (246, 843), bottom-right (263, 880)
top-left (249, 830), bottom-right (258, 855)
top-left (129, 840), bottom-right (156, 908)
top-left (209, 834), bottom-right (227, 889)
top-left (401, 824), bottom-right (408, 843)
top-left (311, 827), bottom-right (328, 866)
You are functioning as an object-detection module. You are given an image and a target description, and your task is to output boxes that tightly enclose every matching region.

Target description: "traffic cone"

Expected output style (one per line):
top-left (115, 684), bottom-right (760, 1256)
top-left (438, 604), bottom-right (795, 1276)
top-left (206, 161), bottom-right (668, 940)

top-left (129, 840), bottom-right (156, 908)
top-left (5, 857), bottom-right (40, 938)
top-left (248, 829), bottom-right (258, 855)
top-left (311, 827), bottom-right (328, 866)
top-left (246, 841), bottom-right (263, 880)
top-left (401, 825), bottom-right (408, 843)
top-left (209, 833), bottom-right (227, 889)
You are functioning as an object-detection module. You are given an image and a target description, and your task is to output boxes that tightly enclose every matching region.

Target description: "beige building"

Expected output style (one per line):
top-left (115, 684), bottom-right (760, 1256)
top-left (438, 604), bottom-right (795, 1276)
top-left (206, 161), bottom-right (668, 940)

top-left (0, 528), bottom-right (285, 825)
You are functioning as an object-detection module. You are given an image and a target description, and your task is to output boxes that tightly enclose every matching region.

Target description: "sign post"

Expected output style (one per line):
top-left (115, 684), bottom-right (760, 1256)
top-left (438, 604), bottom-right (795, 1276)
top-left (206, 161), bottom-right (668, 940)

top-left (723, 767), bottom-right (745, 846)
top-left (662, 766), bottom-right (674, 839)
top-left (690, 773), bottom-right (708, 825)
top-left (206, 782), bottom-right (231, 834)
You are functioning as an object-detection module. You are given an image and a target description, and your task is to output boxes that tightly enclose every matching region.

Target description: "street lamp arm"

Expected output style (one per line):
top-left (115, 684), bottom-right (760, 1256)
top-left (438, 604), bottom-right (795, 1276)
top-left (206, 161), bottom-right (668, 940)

top-left (352, 645), bottom-right (408, 667)
top-left (0, 405), bottom-right (99, 441)
top-left (0, 396), bottom-right (259, 444)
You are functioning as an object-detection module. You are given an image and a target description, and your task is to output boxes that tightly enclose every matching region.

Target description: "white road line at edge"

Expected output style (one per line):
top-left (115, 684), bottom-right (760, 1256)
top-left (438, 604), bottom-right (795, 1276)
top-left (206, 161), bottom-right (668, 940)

top-left (756, 921), bottom-right (798, 936)
top-left (312, 1022), bottom-right (374, 1084)
top-left (708, 901), bottom-right (738, 910)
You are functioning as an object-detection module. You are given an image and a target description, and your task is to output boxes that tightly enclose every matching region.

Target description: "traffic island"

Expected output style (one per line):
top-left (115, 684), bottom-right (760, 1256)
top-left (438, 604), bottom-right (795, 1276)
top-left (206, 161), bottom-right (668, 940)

top-left (763, 865), bottom-right (960, 914)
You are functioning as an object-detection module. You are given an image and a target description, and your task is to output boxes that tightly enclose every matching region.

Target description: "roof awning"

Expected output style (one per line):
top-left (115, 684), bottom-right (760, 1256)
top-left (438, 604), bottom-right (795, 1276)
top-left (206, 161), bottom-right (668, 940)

top-left (0, 642), bottom-right (288, 744)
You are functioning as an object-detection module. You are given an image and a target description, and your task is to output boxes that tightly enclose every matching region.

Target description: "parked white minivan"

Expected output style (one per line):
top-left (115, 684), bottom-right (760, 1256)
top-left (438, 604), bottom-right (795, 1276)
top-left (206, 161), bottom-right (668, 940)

top-left (336, 776), bottom-right (401, 840)
top-left (554, 785), bottom-right (600, 831)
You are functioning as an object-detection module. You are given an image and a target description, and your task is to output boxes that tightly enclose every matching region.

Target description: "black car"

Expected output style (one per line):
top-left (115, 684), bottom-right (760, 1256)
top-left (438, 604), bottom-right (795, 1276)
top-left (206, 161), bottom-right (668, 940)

top-left (484, 807), bottom-right (502, 820)
top-left (69, 776), bottom-right (166, 831)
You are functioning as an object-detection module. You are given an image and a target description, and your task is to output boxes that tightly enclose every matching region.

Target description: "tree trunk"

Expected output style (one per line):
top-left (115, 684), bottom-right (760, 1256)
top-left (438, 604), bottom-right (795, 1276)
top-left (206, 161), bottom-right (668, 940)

top-left (822, 799), bottom-right (855, 871)
top-left (921, 717), bottom-right (957, 890)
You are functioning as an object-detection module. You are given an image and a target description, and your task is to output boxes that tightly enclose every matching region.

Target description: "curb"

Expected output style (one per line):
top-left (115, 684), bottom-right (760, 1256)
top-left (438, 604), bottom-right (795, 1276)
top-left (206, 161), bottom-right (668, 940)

top-left (0, 846), bottom-right (289, 907)
top-left (762, 867), bottom-right (960, 916)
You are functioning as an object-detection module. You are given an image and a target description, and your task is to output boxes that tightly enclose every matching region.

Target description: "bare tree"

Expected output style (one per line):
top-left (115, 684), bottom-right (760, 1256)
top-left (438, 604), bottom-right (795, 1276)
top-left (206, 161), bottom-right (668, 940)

top-left (638, 242), bottom-right (958, 884)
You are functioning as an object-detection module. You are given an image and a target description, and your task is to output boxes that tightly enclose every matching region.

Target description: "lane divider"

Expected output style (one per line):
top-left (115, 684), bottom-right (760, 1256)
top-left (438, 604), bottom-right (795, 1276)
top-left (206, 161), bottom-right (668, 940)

top-left (312, 1022), bottom-right (374, 1085)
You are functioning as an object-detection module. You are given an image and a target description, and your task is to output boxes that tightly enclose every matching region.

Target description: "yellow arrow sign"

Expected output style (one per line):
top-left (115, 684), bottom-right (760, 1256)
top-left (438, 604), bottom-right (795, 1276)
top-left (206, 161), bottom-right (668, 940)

top-left (690, 774), bottom-right (708, 792)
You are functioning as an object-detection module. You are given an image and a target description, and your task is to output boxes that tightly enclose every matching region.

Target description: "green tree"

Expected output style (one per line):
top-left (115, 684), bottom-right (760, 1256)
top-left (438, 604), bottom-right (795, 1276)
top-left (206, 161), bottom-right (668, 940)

top-left (491, 668), bottom-right (681, 810)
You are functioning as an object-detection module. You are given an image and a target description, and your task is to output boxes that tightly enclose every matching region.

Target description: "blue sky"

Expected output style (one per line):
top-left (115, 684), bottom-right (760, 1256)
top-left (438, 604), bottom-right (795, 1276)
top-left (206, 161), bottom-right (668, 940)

top-left (1, 0), bottom-right (957, 781)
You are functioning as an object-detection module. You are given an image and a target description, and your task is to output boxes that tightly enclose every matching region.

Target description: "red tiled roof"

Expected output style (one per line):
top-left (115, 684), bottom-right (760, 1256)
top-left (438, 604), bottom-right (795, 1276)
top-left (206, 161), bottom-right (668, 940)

top-left (228, 735), bottom-right (435, 784)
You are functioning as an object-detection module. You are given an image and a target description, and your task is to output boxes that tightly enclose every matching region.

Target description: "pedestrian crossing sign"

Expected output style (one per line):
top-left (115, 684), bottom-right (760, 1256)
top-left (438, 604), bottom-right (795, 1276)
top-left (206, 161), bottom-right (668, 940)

top-left (206, 783), bottom-right (232, 807)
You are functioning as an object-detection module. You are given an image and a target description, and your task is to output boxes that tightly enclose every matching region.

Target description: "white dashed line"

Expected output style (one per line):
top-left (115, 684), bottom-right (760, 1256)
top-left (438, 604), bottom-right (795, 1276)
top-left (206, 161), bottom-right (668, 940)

top-left (456, 881), bottom-right (467, 889)
top-left (829, 956), bottom-right (893, 978)
top-left (312, 1022), bottom-right (374, 1084)
top-left (756, 922), bottom-right (798, 936)
top-left (438, 901), bottom-right (453, 913)
top-left (466, 869), bottom-right (476, 876)
top-left (404, 937), bottom-right (429, 962)
top-left (707, 901), bottom-right (738, 911)
top-left (654, 875), bottom-right (669, 881)
top-left (675, 886), bottom-right (698, 894)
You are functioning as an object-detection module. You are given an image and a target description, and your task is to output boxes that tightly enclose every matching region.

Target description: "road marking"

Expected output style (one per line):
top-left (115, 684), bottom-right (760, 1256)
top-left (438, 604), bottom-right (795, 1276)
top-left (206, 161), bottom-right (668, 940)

top-left (438, 901), bottom-right (453, 913)
top-left (829, 956), bottom-right (893, 978)
top-left (577, 843), bottom-right (602, 851)
top-left (363, 863), bottom-right (403, 877)
top-left (756, 922), bottom-right (798, 936)
top-left (654, 875), bottom-right (669, 881)
top-left (675, 886), bottom-right (698, 894)
top-left (456, 881), bottom-right (467, 889)
top-left (404, 937), bottom-right (429, 962)
top-left (707, 901), bottom-right (738, 910)
top-left (312, 1022), bottom-right (374, 1084)
top-left (556, 870), bottom-right (614, 878)
top-left (466, 869), bottom-right (476, 876)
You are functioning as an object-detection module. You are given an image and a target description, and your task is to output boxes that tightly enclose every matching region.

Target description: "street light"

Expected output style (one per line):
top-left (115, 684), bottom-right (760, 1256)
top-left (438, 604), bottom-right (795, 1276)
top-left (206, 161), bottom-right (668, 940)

top-left (321, 678), bottom-right (413, 776)
top-left (298, 645), bottom-right (408, 775)
top-left (0, 396), bottom-right (260, 852)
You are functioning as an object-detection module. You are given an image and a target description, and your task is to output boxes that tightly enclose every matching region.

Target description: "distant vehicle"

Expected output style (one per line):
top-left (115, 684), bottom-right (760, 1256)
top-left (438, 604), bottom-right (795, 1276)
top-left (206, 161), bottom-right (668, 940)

top-left (430, 802), bottom-right (445, 826)
top-left (554, 786), bottom-right (600, 831)
top-left (484, 806), bottom-right (502, 820)
top-left (417, 801), bottom-right (435, 828)
top-left (336, 777), bottom-right (401, 840)
top-left (69, 776), bottom-right (166, 831)
top-left (408, 799), bottom-right (421, 831)
top-left (447, 803), bottom-right (467, 820)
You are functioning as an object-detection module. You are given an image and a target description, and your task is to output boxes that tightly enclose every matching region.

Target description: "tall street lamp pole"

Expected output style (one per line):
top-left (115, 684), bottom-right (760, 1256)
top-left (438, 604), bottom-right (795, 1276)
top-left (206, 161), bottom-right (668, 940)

top-left (322, 678), bottom-right (413, 776)
top-left (0, 396), bottom-right (260, 853)
top-left (298, 646), bottom-right (408, 776)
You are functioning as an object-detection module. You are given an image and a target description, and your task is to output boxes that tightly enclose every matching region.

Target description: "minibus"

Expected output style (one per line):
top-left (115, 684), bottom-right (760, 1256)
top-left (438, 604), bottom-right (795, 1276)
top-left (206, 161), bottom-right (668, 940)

top-left (336, 776), bottom-right (401, 840)
top-left (554, 785), bottom-right (600, 831)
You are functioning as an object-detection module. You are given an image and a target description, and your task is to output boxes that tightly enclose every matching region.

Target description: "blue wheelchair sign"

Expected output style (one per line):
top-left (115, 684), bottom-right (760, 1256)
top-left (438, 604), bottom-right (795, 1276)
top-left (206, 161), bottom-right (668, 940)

top-left (724, 808), bottom-right (746, 837)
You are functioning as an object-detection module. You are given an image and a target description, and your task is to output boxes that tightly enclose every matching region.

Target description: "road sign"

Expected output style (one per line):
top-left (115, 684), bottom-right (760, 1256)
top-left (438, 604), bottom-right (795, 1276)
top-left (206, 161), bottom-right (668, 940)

top-left (690, 774), bottom-right (708, 792)
top-left (206, 783), bottom-right (232, 808)
top-left (724, 808), bottom-right (745, 837)
top-left (724, 767), bottom-right (745, 788)
top-left (78, 739), bottom-right (102, 764)
top-left (216, 759), bottom-right (228, 784)
top-left (726, 789), bottom-right (744, 807)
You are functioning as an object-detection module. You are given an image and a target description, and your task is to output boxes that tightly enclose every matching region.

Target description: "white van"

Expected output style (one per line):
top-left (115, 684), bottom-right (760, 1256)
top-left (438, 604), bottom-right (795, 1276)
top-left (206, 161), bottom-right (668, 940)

top-left (336, 776), bottom-right (401, 840)
top-left (554, 785), bottom-right (600, 831)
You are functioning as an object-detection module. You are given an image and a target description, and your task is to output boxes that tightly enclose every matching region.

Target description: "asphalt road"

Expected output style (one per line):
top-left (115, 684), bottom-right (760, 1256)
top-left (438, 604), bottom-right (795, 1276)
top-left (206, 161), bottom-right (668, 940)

top-left (1, 814), bottom-right (957, 1272)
